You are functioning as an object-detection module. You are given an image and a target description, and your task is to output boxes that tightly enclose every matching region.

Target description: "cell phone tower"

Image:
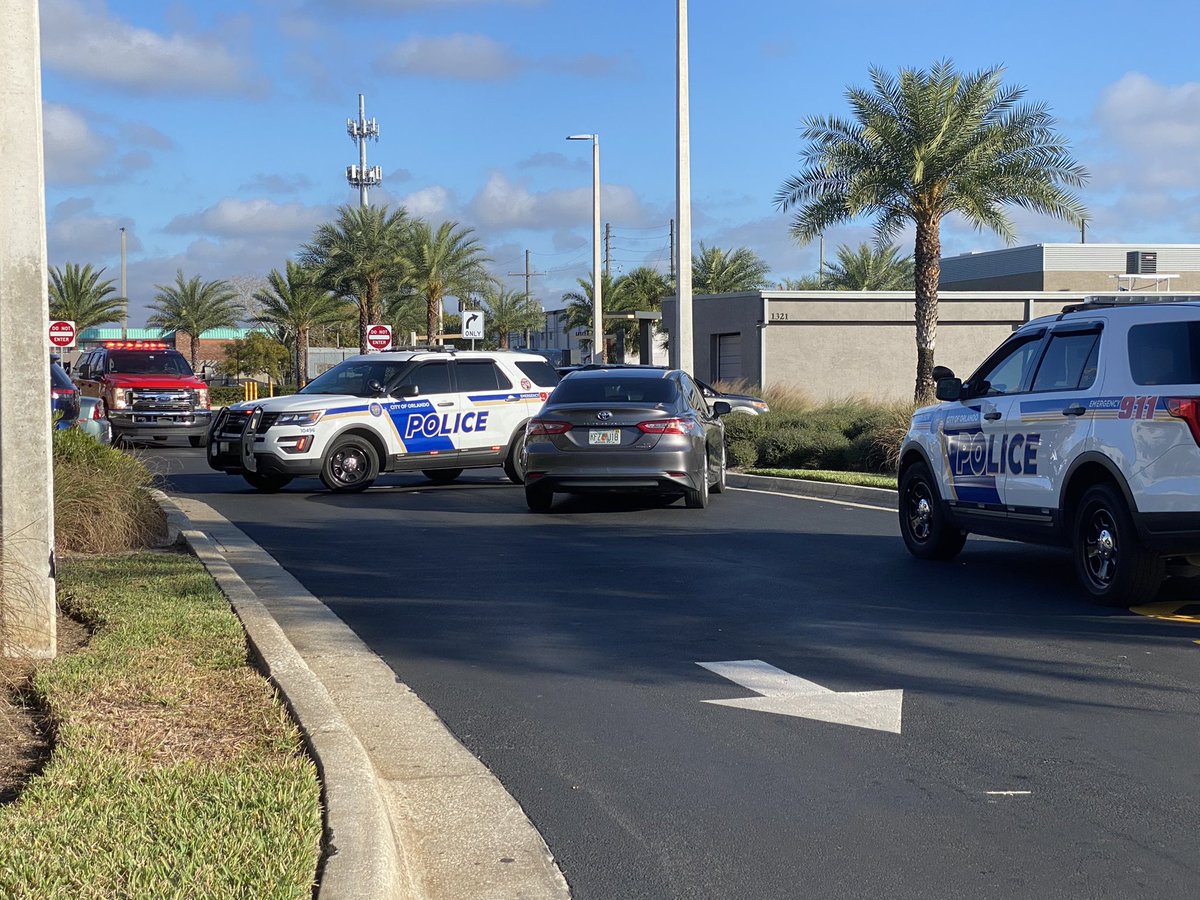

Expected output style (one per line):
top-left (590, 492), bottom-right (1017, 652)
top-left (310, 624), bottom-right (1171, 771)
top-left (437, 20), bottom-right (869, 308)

top-left (346, 93), bottom-right (382, 207)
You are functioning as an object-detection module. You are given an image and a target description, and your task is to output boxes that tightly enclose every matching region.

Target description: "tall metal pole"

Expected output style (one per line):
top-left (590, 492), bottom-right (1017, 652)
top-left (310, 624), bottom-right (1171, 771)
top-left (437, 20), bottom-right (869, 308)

top-left (346, 93), bottom-right (381, 207)
top-left (675, 0), bottom-right (694, 374)
top-left (0, 0), bottom-right (56, 658)
top-left (592, 137), bottom-right (603, 362)
top-left (120, 226), bottom-right (127, 339)
top-left (357, 95), bottom-right (368, 207)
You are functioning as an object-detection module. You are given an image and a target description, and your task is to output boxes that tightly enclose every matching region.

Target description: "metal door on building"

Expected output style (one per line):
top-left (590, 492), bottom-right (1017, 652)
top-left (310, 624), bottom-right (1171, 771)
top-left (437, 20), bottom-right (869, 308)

top-left (714, 333), bottom-right (742, 382)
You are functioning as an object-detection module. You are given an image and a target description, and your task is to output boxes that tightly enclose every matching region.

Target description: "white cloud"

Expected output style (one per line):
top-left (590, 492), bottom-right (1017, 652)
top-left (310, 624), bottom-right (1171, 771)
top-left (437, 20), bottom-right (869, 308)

top-left (47, 198), bottom-right (139, 265)
top-left (468, 172), bottom-right (659, 230)
top-left (42, 103), bottom-right (113, 184)
top-left (165, 198), bottom-right (331, 238)
top-left (378, 34), bottom-right (523, 80)
top-left (41, 0), bottom-right (264, 95)
top-left (397, 185), bottom-right (455, 220)
top-left (238, 173), bottom-right (315, 195)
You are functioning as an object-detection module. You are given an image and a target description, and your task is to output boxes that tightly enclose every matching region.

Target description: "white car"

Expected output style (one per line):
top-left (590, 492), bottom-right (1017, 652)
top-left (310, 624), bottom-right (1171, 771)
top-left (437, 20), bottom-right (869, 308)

top-left (899, 296), bottom-right (1200, 605)
top-left (207, 349), bottom-right (558, 493)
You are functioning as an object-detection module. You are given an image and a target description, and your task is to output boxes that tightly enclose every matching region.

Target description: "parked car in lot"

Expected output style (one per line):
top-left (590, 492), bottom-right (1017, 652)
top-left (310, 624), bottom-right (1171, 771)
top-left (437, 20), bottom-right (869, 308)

top-left (75, 396), bottom-right (113, 445)
top-left (50, 357), bottom-right (80, 429)
top-left (524, 367), bottom-right (731, 512)
top-left (557, 364), bottom-right (769, 415)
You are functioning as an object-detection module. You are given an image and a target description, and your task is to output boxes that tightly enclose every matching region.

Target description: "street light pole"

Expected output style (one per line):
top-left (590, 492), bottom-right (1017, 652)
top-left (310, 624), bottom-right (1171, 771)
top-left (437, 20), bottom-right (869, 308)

top-left (120, 225), bottom-right (127, 339)
top-left (675, 0), bottom-right (694, 375)
top-left (567, 133), bottom-right (603, 363)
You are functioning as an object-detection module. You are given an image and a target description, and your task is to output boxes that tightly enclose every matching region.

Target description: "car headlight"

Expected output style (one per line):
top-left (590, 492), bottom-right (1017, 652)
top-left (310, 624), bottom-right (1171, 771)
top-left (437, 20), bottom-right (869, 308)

top-left (750, 401), bottom-right (770, 412)
top-left (275, 410), bottom-right (324, 427)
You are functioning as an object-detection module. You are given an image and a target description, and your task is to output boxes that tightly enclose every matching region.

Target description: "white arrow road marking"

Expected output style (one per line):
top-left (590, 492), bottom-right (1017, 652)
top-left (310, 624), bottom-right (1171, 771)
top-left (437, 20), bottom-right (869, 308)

top-left (697, 659), bottom-right (904, 734)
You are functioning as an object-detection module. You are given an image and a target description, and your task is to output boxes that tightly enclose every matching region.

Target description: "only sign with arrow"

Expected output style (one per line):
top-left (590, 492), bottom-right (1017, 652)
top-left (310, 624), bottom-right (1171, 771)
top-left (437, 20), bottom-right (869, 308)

top-left (462, 311), bottom-right (484, 341)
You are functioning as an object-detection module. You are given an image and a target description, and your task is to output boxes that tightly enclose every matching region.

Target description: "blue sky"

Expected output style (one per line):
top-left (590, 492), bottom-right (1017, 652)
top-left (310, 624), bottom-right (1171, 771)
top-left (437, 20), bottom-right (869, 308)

top-left (40, 0), bottom-right (1200, 324)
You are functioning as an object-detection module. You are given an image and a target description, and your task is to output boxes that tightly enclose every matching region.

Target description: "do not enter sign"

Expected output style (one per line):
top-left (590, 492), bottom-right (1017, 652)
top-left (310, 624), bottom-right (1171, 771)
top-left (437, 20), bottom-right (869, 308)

top-left (48, 320), bottom-right (77, 349)
top-left (366, 323), bottom-right (392, 352)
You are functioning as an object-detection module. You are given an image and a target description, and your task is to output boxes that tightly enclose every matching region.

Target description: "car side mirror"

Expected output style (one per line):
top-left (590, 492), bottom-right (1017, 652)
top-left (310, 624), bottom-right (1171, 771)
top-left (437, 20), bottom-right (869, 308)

top-left (935, 377), bottom-right (964, 402)
top-left (931, 365), bottom-right (955, 382)
top-left (367, 379), bottom-right (386, 396)
top-left (712, 400), bottom-right (732, 417)
top-left (398, 384), bottom-right (419, 398)
top-left (62, 362), bottom-right (72, 375)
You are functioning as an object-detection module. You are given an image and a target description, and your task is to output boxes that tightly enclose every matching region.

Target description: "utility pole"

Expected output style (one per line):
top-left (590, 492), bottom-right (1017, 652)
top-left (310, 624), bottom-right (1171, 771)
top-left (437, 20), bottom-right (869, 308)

top-left (604, 223), bottom-right (611, 278)
top-left (1, 0), bottom-right (56, 658)
top-left (119, 226), bottom-right (127, 339)
top-left (669, 219), bottom-right (676, 285)
top-left (508, 250), bottom-right (545, 350)
top-left (345, 93), bottom-right (381, 207)
top-left (674, 0), bottom-right (694, 374)
top-left (1081, 220), bottom-right (1087, 244)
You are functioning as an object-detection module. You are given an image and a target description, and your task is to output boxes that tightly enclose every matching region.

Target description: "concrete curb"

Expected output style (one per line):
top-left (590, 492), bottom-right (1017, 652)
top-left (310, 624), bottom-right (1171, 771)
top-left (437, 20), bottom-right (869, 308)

top-left (153, 491), bottom-right (404, 899)
top-left (728, 472), bottom-right (899, 507)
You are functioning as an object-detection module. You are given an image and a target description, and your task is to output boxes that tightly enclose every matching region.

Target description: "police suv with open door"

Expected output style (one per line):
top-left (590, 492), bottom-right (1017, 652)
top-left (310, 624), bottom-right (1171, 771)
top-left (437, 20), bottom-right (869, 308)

top-left (899, 296), bottom-right (1200, 605)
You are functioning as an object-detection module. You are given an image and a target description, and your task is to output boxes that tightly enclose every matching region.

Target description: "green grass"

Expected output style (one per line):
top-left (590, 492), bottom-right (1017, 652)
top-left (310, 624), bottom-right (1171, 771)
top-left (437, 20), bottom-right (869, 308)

top-left (748, 468), bottom-right (899, 490)
top-left (0, 553), bottom-right (322, 900)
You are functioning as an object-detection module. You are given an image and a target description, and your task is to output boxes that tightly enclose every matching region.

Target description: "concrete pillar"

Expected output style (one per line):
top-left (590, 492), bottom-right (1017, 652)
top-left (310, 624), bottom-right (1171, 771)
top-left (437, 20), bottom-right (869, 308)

top-left (0, 0), bottom-right (57, 658)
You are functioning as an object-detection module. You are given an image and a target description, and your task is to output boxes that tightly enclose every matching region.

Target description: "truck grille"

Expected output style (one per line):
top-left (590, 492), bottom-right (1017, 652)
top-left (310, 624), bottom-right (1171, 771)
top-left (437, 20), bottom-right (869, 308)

top-left (129, 389), bottom-right (195, 412)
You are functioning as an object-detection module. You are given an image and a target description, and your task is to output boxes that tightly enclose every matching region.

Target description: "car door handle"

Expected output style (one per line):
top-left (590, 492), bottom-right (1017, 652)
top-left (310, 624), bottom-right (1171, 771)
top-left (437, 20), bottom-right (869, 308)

top-left (1063, 404), bottom-right (1087, 417)
top-left (983, 411), bottom-right (1002, 421)
top-left (437, 401), bottom-right (454, 407)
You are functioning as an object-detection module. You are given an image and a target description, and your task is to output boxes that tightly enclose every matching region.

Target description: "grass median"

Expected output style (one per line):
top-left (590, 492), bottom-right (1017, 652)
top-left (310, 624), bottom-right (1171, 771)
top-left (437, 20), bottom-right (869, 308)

top-left (0, 552), bottom-right (322, 900)
top-left (747, 468), bottom-right (899, 490)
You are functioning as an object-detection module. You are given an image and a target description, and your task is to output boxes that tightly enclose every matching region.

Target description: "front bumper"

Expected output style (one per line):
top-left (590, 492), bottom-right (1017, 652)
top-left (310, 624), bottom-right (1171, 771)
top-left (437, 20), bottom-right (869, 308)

top-left (206, 407), bottom-right (323, 478)
top-left (110, 408), bottom-right (211, 438)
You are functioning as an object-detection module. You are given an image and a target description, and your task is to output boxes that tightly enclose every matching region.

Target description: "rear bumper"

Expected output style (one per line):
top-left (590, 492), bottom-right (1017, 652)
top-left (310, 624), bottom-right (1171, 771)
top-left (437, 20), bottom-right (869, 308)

top-left (525, 443), bottom-right (704, 493)
top-left (1137, 512), bottom-right (1200, 555)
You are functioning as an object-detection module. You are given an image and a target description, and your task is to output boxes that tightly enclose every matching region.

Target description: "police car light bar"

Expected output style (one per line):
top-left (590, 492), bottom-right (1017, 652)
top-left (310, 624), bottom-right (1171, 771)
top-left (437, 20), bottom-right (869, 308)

top-left (104, 341), bottom-right (170, 350)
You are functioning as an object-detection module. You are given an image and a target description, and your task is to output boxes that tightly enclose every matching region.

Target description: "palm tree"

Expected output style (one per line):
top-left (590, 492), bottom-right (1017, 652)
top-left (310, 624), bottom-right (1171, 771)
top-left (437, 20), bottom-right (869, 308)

top-left (825, 243), bottom-right (914, 290)
top-left (481, 287), bottom-right (543, 349)
top-left (146, 270), bottom-right (241, 370)
top-left (300, 205), bottom-right (410, 354)
top-left (692, 244), bottom-right (771, 294)
top-left (399, 220), bottom-right (492, 344)
top-left (776, 60), bottom-right (1087, 402)
top-left (561, 271), bottom-right (624, 360)
top-left (48, 263), bottom-right (126, 331)
top-left (608, 266), bottom-right (671, 353)
top-left (777, 276), bottom-right (825, 290)
top-left (252, 261), bottom-right (348, 387)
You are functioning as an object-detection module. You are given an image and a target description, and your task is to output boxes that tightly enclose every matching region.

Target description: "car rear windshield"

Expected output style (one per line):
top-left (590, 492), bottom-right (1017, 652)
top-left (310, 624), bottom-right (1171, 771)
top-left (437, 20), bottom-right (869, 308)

top-left (51, 363), bottom-right (74, 388)
top-left (550, 377), bottom-right (679, 405)
top-left (1128, 321), bottom-right (1200, 385)
top-left (107, 350), bottom-right (194, 376)
top-left (515, 360), bottom-right (560, 387)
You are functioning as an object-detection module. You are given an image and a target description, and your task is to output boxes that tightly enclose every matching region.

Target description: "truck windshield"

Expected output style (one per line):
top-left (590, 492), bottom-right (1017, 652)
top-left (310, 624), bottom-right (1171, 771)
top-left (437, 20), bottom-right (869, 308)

top-left (108, 351), bottom-right (194, 376)
top-left (300, 359), bottom-right (409, 396)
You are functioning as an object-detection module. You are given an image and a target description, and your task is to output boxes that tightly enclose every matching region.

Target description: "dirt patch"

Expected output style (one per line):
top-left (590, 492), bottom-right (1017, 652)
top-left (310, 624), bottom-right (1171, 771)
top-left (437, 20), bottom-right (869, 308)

top-left (0, 611), bottom-right (90, 803)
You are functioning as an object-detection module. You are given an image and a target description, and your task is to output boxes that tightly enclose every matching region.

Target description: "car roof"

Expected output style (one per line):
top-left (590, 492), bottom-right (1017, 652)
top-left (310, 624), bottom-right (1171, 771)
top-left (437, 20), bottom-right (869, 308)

top-left (349, 349), bottom-right (550, 363)
top-left (564, 367), bottom-right (675, 380)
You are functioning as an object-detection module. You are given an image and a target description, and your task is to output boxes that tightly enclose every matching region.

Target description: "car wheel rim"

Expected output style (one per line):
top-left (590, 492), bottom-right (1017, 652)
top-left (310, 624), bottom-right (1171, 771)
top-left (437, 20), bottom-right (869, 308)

top-left (1084, 507), bottom-right (1118, 587)
top-left (515, 434), bottom-right (528, 479)
top-left (331, 446), bottom-right (368, 486)
top-left (906, 481), bottom-right (933, 542)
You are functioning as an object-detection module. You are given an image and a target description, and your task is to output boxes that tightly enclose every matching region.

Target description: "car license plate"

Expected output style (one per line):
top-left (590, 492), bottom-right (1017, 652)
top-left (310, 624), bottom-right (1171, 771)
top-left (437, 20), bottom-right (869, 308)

top-left (589, 428), bottom-right (622, 445)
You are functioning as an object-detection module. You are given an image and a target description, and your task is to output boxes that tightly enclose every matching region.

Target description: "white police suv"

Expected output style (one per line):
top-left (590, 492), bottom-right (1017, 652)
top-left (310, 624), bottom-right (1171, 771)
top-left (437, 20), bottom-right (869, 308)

top-left (899, 296), bottom-right (1200, 605)
top-left (207, 349), bottom-right (558, 493)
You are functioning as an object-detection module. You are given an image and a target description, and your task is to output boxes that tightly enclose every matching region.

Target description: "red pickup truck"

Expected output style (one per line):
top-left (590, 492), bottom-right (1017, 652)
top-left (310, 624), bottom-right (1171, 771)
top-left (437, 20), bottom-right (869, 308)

top-left (73, 341), bottom-right (212, 446)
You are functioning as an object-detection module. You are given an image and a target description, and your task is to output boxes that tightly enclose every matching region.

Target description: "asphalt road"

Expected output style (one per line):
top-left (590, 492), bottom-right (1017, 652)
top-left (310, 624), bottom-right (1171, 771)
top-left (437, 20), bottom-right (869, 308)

top-left (149, 445), bottom-right (1200, 900)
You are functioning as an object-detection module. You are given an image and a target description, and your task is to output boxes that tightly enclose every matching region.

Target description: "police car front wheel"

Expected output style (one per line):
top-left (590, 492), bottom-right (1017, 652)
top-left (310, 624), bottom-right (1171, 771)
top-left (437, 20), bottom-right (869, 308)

top-left (321, 435), bottom-right (379, 493)
top-left (1072, 483), bottom-right (1164, 606)
top-left (899, 462), bottom-right (967, 561)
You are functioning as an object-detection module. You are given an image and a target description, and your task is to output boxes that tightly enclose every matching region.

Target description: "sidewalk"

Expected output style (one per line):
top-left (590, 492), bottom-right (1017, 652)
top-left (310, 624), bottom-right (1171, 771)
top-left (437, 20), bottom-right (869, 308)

top-left (158, 494), bottom-right (571, 900)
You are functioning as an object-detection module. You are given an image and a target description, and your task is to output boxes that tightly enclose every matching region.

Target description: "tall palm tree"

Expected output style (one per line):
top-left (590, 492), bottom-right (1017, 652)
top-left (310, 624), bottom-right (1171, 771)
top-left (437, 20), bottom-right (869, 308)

top-left (691, 244), bottom-right (771, 294)
top-left (561, 271), bottom-right (623, 360)
top-left (252, 261), bottom-right (348, 387)
top-left (146, 270), bottom-right (241, 370)
top-left (777, 275), bottom-right (825, 290)
top-left (48, 262), bottom-right (126, 331)
top-left (776, 60), bottom-right (1087, 402)
top-left (399, 220), bottom-right (492, 344)
top-left (481, 287), bottom-right (543, 349)
top-left (608, 266), bottom-right (671, 352)
top-left (825, 243), bottom-right (914, 290)
top-left (300, 205), bottom-right (410, 354)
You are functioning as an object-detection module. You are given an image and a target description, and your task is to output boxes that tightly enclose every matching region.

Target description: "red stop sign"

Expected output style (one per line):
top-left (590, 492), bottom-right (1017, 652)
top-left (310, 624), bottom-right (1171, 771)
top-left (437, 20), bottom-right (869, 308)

top-left (48, 320), bottom-right (76, 348)
top-left (366, 324), bottom-right (392, 351)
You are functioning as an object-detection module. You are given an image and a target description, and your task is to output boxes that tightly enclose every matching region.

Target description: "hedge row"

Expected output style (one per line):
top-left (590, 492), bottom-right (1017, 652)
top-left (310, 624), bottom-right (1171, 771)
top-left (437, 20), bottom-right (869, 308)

top-left (723, 399), bottom-right (914, 475)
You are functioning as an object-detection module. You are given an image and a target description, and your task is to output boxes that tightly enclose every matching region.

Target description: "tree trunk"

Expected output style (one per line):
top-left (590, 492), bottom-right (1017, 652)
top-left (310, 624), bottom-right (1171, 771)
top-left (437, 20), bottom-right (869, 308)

top-left (499, 330), bottom-right (509, 350)
top-left (188, 331), bottom-right (199, 372)
top-left (426, 294), bottom-right (438, 347)
top-left (913, 216), bottom-right (941, 405)
top-left (298, 326), bottom-right (309, 388)
top-left (357, 292), bottom-right (370, 355)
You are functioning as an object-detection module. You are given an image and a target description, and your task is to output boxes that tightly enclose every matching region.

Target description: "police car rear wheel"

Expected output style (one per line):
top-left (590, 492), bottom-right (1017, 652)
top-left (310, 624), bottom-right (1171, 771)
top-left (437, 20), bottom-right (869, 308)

top-left (321, 436), bottom-right (379, 493)
top-left (711, 444), bottom-right (727, 494)
top-left (525, 484), bottom-right (553, 512)
top-left (424, 468), bottom-right (463, 485)
top-left (504, 430), bottom-right (528, 484)
top-left (243, 471), bottom-right (292, 493)
top-left (1073, 483), bottom-right (1163, 605)
top-left (899, 462), bottom-right (966, 560)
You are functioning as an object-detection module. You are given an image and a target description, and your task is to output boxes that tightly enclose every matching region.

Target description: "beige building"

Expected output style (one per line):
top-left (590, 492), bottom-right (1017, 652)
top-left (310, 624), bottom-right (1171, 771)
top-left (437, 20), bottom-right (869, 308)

top-left (939, 243), bottom-right (1200, 292)
top-left (663, 290), bottom-right (1200, 402)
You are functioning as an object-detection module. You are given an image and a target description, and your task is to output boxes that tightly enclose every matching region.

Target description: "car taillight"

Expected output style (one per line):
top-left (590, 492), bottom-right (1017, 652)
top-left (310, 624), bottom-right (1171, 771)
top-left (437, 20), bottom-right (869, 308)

top-left (527, 419), bottom-right (572, 436)
top-left (93, 400), bottom-right (106, 421)
top-left (50, 388), bottom-right (76, 400)
top-left (636, 418), bottom-right (696, 435)
top-left (1165, 397), bottom-right (1200, 445)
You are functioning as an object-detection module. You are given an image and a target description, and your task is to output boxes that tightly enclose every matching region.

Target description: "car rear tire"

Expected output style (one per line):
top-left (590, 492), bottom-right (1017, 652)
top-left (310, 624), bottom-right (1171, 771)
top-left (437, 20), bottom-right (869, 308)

top-left (1072, 483), bottom-right (1164, 606)
top-left (243, 471), bottom-right (292, 493)
top-left (525, 483), bottom-right (553, 513)
top-left (424, 468), bottom-right (463, 485)
top-left (189, 435), bottom-right (203, 448)
top-left (710, 443), bottom-right (727, 494)
top-left (320, 435), bottom-right (379, 493)
top-left (503, 429), bottom-right (528, 484)
top-left (899, 462), bottom-right (966, 560)
top-left (684, 455), bottom-right (710, 509)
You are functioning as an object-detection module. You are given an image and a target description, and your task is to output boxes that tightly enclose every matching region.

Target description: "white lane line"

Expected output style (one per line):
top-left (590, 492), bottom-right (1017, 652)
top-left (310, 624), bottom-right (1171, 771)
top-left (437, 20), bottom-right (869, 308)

top-left (985, 791), bottom-right (1032, 796)
top-left (729, 486), bottom-right (895, 513)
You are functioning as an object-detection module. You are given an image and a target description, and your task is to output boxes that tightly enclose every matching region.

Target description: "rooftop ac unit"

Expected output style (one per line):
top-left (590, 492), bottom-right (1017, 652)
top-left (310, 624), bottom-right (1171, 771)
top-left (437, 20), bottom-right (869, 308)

top-left (1127, 251), bottom-right (1158, 274)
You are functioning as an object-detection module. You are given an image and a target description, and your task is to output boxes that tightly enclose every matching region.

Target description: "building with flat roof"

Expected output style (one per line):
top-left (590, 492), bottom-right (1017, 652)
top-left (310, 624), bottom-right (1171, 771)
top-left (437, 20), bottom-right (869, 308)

top-left (939, 243), bottom-right (1200, 293)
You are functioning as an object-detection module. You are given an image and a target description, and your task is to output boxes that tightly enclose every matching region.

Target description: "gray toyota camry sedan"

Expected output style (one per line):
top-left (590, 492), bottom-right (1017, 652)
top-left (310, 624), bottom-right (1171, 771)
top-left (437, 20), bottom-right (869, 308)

top-left (523, 367), bottom-right (731, 512)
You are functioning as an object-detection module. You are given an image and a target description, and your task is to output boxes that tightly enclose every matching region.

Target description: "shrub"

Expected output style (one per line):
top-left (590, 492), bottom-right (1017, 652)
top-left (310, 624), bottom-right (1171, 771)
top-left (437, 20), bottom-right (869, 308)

top-left (727, 439), bottom-right (760, 470)
top-left (722, 412), bottom-right (768, 445)
top-left (53, 429), bottom-right (164, 553)
top-left (758, 425), bottom-right (851, 470)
